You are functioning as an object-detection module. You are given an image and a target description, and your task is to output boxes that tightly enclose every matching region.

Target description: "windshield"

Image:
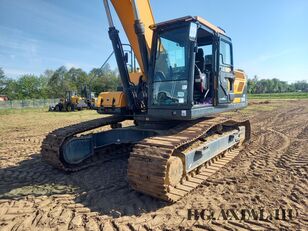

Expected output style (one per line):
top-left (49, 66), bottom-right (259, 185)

top-left (153, 26), bottom-right (191, 105)
top-left (153, 26), bottom-right (191, 82)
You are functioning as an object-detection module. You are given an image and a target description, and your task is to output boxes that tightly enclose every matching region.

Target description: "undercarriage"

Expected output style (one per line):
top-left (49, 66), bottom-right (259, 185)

top-left (41, 116), bottom-right (250, 201)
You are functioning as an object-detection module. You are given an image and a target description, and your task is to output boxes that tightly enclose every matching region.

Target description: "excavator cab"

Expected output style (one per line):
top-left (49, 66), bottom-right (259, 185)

top-left (147, 16), bottom-right (247, 120)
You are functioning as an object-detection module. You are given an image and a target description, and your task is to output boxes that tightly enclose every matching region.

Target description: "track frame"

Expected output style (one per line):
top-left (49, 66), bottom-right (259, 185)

top-left (128, 117), bottom-right (250, 201)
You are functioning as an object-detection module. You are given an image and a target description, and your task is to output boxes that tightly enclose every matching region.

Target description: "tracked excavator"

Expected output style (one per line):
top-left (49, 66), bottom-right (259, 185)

top-left (41, 0), bottom-right (250, 201)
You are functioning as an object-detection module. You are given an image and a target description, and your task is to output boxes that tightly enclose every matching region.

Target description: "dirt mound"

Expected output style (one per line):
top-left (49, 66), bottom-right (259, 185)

top-left (248, 100), bottom-right (270, 105)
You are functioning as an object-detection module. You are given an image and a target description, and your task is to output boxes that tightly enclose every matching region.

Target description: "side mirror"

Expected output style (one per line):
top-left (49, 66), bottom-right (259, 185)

top-left (189, 23), bottom-right (198, 41)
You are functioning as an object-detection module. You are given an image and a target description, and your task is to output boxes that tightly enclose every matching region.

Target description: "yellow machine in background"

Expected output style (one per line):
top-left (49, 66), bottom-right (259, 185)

top-left (49, 88), bottom-right (96, 112)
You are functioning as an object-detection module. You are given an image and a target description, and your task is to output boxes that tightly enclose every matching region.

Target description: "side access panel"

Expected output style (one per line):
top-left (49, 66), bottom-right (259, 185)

top-left (218, 66), bottom-right (234, 103)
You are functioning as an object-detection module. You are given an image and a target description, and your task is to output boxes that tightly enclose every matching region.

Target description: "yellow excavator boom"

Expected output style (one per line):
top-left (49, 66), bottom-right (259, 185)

top-left (110, 0), bottom-right (155, 73)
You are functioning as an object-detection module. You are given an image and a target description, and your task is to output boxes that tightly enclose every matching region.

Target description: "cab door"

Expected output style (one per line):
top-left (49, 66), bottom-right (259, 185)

top-left (217, 39), bottom-right (235, 104)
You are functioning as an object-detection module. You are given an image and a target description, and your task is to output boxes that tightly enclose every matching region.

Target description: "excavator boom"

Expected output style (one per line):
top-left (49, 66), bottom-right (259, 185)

top-left (110, 0), bottom-right (154, 73)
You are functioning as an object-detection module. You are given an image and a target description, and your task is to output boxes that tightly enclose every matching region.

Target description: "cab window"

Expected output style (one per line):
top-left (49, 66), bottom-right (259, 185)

top-left (220, 41), bottom-right (232, 66)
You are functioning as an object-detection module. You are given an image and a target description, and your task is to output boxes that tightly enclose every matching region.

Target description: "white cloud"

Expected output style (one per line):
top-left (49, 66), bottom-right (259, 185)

top-left (63, 62), bottom-right (99, 72)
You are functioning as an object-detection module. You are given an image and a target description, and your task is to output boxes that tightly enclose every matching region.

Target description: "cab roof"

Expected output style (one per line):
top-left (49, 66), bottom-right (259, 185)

top-left (150, 16), bottom-right (226, 35)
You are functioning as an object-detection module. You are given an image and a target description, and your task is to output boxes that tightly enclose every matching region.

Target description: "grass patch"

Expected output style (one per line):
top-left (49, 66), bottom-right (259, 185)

top-left (0, 107), bottom-right (98, 117)
top-left (248, 92), bottom-right (308, 99)
top-left (0, 107), bottom-right (49, 115)
top-left (0, 108), bottom-right (102, 136)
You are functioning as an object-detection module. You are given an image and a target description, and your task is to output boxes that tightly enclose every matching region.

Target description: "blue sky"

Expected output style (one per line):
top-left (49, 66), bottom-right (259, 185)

top-left (0, 0), bottom-right (307, 82)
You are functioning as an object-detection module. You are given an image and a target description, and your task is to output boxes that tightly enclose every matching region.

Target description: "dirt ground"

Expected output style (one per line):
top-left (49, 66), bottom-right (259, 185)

top-left (0, 100), bottom-right (307, 231)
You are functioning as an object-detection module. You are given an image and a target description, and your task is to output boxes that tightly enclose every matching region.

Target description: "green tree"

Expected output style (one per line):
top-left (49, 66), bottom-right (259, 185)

top-left (247, 75), bottom-right (258, 94)
top-left (0, 67), bottom-right (8, 94)
top-left (66, 68), bottom-right (89, 93)
top-left (247, 77), bottom-right (308, 94)
top-left (292, 80), bottom-right (308, 92)
top-left (16, 75), bottom-right (41, 99)
top-left (3, 79), bottom-right (18, 99)
top-left (47, 66), bottom-right (69, 98)
top-left (89, 64), bottom-right (121, 95)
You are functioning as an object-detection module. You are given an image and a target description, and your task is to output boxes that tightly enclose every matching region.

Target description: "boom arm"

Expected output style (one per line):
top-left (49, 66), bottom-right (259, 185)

top-left (103, 0), bottom-right (155, 112)
top-left (109, 0), bottom-right (155, 74)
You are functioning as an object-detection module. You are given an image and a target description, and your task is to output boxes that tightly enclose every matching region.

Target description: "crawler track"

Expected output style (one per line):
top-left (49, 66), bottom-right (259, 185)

top-left (128, 117), bottom-right (250, 201)
top-left (41, 116), bottom-right (127, 171)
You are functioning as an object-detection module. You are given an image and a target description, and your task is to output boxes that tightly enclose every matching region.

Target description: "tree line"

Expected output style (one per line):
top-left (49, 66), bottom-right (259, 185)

top-left (247, 76), bottom-right (308, 94)
top-left (0, 67), bottom-right (307, 100)
top-left (0, 65), bottom-right (120, 100)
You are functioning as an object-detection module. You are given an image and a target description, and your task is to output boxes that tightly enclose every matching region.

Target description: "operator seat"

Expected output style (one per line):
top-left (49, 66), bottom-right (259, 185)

top-left (195, 48), bottom-right (205, 73)
top-left (194, 48), bottom-right (207, 103)
top-left (204, 55), bottom-right (212, 72)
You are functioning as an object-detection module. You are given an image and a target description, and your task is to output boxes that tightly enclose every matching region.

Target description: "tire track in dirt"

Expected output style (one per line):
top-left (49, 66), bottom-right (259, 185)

top-left (0, 155), bottom-right (166, 230)
top-left (275, 139), bottom-right (308, 217)
top-left (168, 101), bottom-right (307, 231)
top-left (297, 124), bottom-right (308, 140)
top-left (0, 100), bottom-right (308, 230)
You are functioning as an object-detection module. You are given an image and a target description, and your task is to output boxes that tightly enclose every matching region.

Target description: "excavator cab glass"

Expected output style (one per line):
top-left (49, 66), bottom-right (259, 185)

top-left (152, 24), bottom-right (194, 106)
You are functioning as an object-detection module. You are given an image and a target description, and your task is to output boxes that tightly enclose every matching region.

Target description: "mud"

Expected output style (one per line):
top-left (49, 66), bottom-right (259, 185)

top-left (0, 101), bottom-right (307, 230)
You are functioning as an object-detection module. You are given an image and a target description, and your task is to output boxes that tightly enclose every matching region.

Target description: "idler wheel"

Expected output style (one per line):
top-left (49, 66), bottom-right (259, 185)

top-left (166, 156), bottom-right (183, 187)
